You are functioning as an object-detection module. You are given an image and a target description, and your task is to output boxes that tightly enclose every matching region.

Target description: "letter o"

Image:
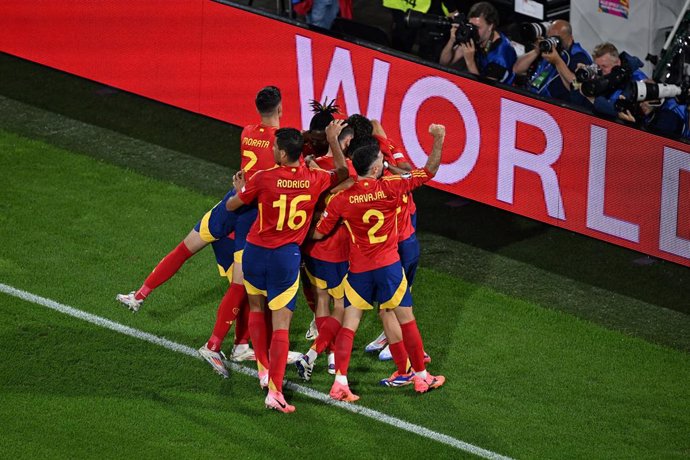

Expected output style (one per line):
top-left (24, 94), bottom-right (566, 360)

top-left (400, 76), bottom-right (480, 184)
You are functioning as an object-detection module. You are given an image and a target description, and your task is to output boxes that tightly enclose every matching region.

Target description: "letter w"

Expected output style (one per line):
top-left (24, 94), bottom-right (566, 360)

top-left (295, 35), bottom-right (390, 129)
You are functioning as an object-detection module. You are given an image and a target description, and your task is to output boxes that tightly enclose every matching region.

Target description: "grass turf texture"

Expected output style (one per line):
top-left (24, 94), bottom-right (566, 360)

top-left (1, 53), bottom-right (689, 457)
top-left (1, 129), bottom-right (689, 458)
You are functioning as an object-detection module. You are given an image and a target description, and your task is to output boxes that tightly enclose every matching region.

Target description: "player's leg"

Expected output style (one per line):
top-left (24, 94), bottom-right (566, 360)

top-left (263, 243), bottom-right (301, 413)
top-left (393, 306), bottom-right (444, 392)
top-left (296, 259), bottom-right (347, 380)
top-left (329, 271), bottom-right (374, 402)
top-left (241, 242), bottom-right (271, 388)
top-left (329, 304), bottom-right (363, 402)
top-left (116, 189), bottom-right (238, 311)
top-left (116, 228), bottom-right (206, 312)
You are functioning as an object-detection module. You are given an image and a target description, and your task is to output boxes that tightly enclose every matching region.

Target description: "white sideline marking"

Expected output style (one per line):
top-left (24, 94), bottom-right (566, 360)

top-left (0, 282), bottom-right (513, 460)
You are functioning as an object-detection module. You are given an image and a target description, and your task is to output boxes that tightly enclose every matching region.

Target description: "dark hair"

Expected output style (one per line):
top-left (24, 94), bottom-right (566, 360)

top-left (346, 114), bottom-right (373, 139)
top-left (351, 143), bottom-right (381, 176)
top-left (338, 126), bottom-right (355, 143)
top-left (309, 98), bottom-right (340, 131)
top-left (255, 86), bottom-right (282, 116)
top-left (346, 134), bottom-right (378, 159)
top-left (275, 128), bottom-right (304, 163)
top-left (468, 2), bottom-right (499, 27)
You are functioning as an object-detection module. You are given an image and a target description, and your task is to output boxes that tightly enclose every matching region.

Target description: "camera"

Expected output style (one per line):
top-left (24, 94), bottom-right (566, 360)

top-left (520, 21), bottom-right (551, 43)
top-left (538, 36), bottom-right (562, 54)
top-left (581, 65), bottom-right (631, 97)
top-left (404, 11), bottom-right (478, 46)
top-left (455, 21), bottom-right (479, 46)
top-left (630, 81), bottom-right (685, 102)
top-left (575, 64), bottom-right (601, 83)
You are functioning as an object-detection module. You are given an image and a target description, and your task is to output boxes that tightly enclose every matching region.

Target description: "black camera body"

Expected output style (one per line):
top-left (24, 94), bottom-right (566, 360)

top-left (404, 10), bottom-right (478, 47)
top-left (575, 64), bottom-right (601, 83)
top-left (581, 65), bottom-right (632, 97)
top-left (538, 36), bottom-right (562, 54)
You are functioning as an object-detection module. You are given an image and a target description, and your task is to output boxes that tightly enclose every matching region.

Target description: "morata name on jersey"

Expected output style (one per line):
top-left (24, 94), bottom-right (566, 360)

top-left (242, 137), bottom-right (270, 149)
top-left (349, 190), bottom-right (387, 204)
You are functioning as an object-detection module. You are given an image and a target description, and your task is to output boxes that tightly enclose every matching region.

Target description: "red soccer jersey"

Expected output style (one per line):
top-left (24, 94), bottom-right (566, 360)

top-left (375, 134), bottom-right (417, 241)
top-left (303, 155), bottom-right (355, 263)
top-left (240, 124), bottom-right (278, 180)
top-left (238, 164), bottom-right (338, 249)
top-left (316, 168), bottom-right (433, 272)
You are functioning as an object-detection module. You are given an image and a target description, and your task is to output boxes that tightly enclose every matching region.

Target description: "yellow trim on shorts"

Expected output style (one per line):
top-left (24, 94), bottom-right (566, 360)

top-left (217, 263), bottom-right (234, 284)
top-left (234, 249), bottom-right (244, 264)
top-left (268, 273), bottom-right (300, 311)
top-left (198, 210), bottom-right (217, 243)
top-left (304, 266), bottom-right (328, 290)
top-left (343, 275), bottom-right (373, 310)
top-left (243, 279), bottom-right (267, 297)
top-left (380, 268), bottom-right (408, 309)
top-left (328, 281), bottom-right (345, 300)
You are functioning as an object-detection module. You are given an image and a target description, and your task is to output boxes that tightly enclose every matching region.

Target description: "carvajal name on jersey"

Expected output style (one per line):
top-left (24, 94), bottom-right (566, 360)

top-left (242, 137), bottom-right (270, 148)
top-left (349, 190), bottom-right (387, 203)
top-left (277, 179), bottom-right (310, 189)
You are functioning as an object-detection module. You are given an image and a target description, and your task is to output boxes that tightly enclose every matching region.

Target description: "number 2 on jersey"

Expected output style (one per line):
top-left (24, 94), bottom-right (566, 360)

top-left (363, 209), bottom-right (387, 244)
top-left (273, 194), bottom-right (311, 231)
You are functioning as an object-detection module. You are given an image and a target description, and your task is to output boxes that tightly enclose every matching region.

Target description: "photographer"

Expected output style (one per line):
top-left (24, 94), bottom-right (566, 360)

top-left (616, 85), bottom-right (689, 138)
top-left (573, 42), bottom-right (647, 117)
top-left (439, 2), bottom-right (517, 84)
top-left (513, 20), bottom-right (592, 102)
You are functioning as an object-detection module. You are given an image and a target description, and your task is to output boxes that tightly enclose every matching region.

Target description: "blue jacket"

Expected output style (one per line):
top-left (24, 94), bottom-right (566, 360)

top-left (528, 42), bottom-right (592, 101)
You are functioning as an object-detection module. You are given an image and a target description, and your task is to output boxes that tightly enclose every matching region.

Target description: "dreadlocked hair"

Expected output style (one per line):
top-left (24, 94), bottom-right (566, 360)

top-left (309, 98), bottom-right (340, 131)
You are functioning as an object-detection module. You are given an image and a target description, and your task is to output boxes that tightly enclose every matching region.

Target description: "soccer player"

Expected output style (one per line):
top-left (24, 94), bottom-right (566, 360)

top-left (295, 126), bottom-right (356, 380)
top-left (116, 86), bottom-right (282, 376)
top-left (197, 85), bottom-right (284, 377)
top-left (313, 123), bottom-right (447, 401)
top-left (225, 122), bottom-right (349, 413)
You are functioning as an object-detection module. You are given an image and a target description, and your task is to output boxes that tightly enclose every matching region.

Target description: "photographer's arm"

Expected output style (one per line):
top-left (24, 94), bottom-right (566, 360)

top-left (543, 49), bottom-right (576, 91)
top-left (513, 48), bottom-right (539, 75)
top-left (440, 25), bottom-right (463, 66)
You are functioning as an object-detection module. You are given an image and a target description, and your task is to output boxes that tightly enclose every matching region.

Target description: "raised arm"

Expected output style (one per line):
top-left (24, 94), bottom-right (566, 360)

top-left (425, 124), bottom-right (446, 175)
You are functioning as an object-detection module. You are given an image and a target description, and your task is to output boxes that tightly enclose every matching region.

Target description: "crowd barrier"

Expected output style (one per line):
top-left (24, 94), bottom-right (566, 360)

top-left (2, 0), bottom-right (689, 266)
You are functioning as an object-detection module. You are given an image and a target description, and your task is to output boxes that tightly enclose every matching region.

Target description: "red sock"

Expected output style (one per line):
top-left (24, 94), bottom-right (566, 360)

top-left (206, 283), bottom-right (246, 352)
top-left (136, 241), bottom-right (192, 300)
top-left (315, 316), bottom-right (327, 334)
top-left (389, 340), bottom-right (409, 374)
top-left (313, 317), bottom-right (341, 354)
top-left (268, 329), bottom-right (289, 393)
top-left (334, 327), bottom-right (355, 376)
top-left (249, 311), bottom-right (269, 372)
top-left (263, 306), bottom-right (273, 351)
top-left (233, 297), bottom-right (250, 345)
top-left (401, 320), bottom-right (426, 373)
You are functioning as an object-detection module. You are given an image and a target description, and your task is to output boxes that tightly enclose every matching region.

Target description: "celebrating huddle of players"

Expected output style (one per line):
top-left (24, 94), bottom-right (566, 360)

top-left (116, 85), bottom-right (447, 413)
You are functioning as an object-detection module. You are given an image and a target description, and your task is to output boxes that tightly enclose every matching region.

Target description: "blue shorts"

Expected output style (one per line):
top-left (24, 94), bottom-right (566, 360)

top-left (242, 242), bottom-right (301, 311)
top-left (343, 261), bottom-right (412, 310)
top-left (193, 189), bottom-right (239, 243)
top-left (233, 205), bottom-right (258, 264)
top-left (398, 233), bottom-right (420, 287)
top-left (210, 235), bottom-right (235, 282)
top-left (303, 256), bottom-right (348, 299)
top-left (411, 212), bottom-right (417, 230)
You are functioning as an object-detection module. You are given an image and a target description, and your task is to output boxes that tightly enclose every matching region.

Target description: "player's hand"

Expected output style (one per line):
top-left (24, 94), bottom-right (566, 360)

top-left (429, 124), bottom-right (446, 138)
top-left (325, 119), bottom-right (347, 141)
top-left (233, 170), bottom-right (246, 191)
